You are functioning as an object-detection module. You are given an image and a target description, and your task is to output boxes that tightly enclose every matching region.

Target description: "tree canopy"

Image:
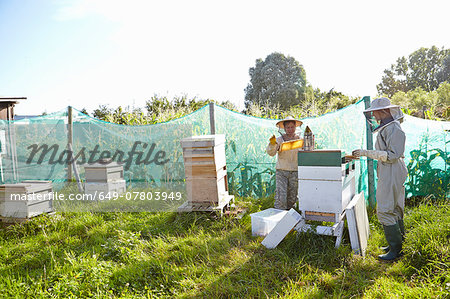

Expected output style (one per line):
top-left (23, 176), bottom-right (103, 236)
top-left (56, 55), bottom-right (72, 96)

top-left (377, 46), bottom-right (450, 97)
top-left (244, 52), bottom-right (307, 110)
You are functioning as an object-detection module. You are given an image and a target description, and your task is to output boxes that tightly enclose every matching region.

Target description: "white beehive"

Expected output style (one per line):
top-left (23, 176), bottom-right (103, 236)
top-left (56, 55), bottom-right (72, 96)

top-left (298, 150), bottom-right (357, 222)
top-left (84, 162), bottom-right (126, 198)
top-left (0, 180), bottom-right (54, 219)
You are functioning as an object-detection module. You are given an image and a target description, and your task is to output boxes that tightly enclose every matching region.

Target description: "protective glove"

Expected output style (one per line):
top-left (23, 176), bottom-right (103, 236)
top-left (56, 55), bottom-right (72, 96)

top-left (352, 149), bottom-right (366, 157)
top-left (352, 149), bottom-right (388, 162)
top-left (269, 135), bottom-right (277, 145)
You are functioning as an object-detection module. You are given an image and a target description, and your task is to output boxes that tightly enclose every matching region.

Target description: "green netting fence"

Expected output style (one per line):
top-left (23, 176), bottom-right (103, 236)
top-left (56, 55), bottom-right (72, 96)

top-left (0, 97), bottom-right (448, 210)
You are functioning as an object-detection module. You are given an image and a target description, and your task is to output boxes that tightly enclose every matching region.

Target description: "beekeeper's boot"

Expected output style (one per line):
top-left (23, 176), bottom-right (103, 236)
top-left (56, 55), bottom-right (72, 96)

top-left (378, 223), bottom-right (402, 261)
top-left (398, 219), bottom-right (405, 239)
top-left (381, 219), bottom-right (405, 252)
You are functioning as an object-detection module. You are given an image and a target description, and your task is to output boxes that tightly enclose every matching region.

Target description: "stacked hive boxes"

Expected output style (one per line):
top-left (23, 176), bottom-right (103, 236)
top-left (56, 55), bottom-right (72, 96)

top-left (298, 150), bottom-right (356, 222)
top-left (84, 162), bottom-right (126, 198)
top-left (180, 135), bottom-right (231, 205)
top-left (0, 180), bottom-right (53, 219)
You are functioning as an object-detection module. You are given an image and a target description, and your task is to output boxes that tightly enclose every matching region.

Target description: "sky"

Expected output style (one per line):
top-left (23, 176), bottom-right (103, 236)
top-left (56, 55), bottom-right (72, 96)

top-left (1, 0), bottom-right (449, 115)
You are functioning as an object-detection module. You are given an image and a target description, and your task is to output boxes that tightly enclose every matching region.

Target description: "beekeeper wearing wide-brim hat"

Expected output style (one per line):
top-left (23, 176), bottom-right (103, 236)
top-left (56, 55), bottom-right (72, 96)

top-left (363, 97), bottom-right (404, 132)
top-left (352, 97), bottom-right (408, 261)
top-left (267, 116), bottom-right (303, 210)
top-left (275, 116), bottom-right (303, 130)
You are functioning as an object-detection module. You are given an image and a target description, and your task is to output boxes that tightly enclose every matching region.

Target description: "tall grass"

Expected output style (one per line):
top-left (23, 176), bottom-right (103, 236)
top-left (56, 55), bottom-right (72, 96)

top-left (0, 197), bottom-right (448, 298)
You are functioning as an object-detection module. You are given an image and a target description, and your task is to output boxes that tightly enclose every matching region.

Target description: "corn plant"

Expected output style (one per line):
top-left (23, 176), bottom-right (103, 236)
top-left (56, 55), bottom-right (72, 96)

top-left (405, 140), bottom-right (450, 199)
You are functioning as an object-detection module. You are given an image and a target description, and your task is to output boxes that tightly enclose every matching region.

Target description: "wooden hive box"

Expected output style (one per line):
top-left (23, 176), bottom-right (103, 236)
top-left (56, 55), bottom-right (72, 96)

top-left (0, 180), bottom-right (54, 219)
top-left (180, 134), bottom-right (230, 204)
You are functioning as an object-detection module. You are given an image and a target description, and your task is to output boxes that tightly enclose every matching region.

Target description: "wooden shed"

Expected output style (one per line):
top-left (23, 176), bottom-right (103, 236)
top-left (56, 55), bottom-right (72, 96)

top-left (0, 97), bottom-right (26, 183)
top-left (0, 97), bottom-right (26, 120)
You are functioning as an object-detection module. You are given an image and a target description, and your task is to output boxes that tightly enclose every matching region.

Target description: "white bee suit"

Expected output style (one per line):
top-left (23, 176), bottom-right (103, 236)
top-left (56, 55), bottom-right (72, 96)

top-left (353, 97), bottom-right (408, 260)
top-left (374, 120), bottom-right (408, 226)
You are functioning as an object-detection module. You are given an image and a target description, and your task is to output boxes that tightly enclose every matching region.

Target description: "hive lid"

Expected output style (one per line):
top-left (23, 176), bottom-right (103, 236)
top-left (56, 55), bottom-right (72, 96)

top-left (0, 181), bottom-right (53, 193)
top-left (298, 149), bottom-right (344, 167)
top-left (84, 161), bottom-right (124, 169)
top-left (180, 134), bottom-right (225, 147)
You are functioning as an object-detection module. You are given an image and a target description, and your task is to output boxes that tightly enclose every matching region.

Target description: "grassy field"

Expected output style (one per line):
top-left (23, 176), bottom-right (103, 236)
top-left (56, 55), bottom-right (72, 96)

top-left (0, 197), bottom-right (449, 298)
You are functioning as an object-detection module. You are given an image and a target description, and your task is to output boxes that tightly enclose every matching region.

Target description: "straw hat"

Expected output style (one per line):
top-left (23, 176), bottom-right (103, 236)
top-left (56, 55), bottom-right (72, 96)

top-left (276, 116), bottom-right (303, 129)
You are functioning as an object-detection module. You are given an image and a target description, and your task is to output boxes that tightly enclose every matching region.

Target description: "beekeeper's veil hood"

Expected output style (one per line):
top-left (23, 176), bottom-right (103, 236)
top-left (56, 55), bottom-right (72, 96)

top-left (364, 97), bottom-right (404, 132)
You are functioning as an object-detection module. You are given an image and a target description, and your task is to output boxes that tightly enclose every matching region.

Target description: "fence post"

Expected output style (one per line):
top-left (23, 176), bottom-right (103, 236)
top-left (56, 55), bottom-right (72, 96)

top-left (67, 106), bottom-right (73, 182)
top-left (209, 102), bottom-right (215, 135)
top-left (363, 96), bottom-right (376, 208)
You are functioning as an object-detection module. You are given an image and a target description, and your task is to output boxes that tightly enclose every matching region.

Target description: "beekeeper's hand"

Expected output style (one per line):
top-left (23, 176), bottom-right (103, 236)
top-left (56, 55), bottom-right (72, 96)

top-left (352, 149), bottom-right (367, 157)
top-left (353, 149), bottom-right (388, 162)
top-left (269, 135), bottom-right (277, 145)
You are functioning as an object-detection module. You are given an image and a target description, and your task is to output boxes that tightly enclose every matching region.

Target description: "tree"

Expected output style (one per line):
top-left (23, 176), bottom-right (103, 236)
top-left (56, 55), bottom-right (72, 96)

top-left (312, 88), bottom-right (359, 112)
top-left (377, 46), bottom-right (450, 97)
top-left (390, 82), bottom-right (450, 120)
top-left (245, 52), bottom-right (307, 110)
top-left (437, 53), bottom-right (450, 83)
top-left (90, 95), bottom-right (238, 124)
top-left (145, 95), bottom-right (237, 117)
top-left (93, 105), bottom-right (112, 120)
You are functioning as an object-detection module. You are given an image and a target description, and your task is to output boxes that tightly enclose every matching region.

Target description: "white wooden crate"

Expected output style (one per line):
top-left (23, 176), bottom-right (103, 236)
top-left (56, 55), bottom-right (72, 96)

top-left (297, 166), bottom-right (342, 181)
top-left (261, 209), bottom-right (303, 249)
top-left (1, 192), bottom-right (54, 218)
top-left (298, 178), bottom-right (354, 214)
top-left (0, 181), bottom-right (54, 219)
top-left (180, 134), bottom-right (225, 148)
top-left (250, 208), bottom-right (288, 237)
top-left (298, 164), bottom-right (356, 215)
top-left (84, 162), bottom-right (124, 182)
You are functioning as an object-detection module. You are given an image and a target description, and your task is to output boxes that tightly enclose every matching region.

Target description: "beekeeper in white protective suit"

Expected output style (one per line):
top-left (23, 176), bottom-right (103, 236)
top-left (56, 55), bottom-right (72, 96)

top-left (352, 97), bottom-right (407, 261)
